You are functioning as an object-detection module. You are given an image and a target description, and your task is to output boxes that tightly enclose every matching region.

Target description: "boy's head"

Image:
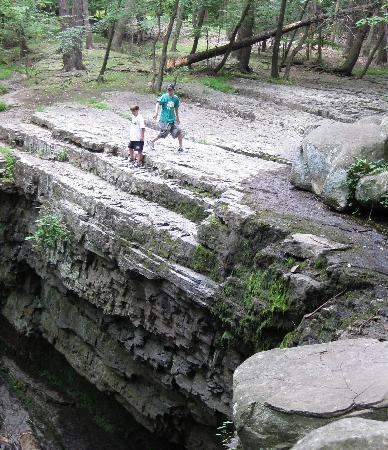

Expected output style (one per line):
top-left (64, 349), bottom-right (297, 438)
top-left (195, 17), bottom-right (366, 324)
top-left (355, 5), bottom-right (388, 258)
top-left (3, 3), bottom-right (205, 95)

top-left (130, 105), bottom-right (139, 116)
top-left (166, 83), bottom-right (175, 95)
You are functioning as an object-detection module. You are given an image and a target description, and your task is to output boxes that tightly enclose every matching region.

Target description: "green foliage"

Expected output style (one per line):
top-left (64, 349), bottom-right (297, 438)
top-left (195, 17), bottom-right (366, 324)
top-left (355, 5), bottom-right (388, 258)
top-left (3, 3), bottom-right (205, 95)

top-left (268, 76), bottom-right (293, 85)
top-left (0, 64), bottom-right (22, 80)
top-left (0, 84), bottom-right (9, 94)
top-left (56, 148), bottom-right (69, 162)
top-left (352, 67), bottom-right (388, 77)
top-left (59, 26), bottom-right (84, 54)
top-left (79, 98), bottom-right (110, 110)
top-left (0, 146), bottom-right (16, 180)
top-left (0, 101), bottom-right (9, 111)
top-left (346, 158), bottom-right (388, 210)
top-left (26, 211), bottom-right (70, 250)
top-left (212, 267), bottom-right (289, 352)
top-left (198, 75), bottom-right (236, 93)
top-left (193, 244), bottom-right (219, 280)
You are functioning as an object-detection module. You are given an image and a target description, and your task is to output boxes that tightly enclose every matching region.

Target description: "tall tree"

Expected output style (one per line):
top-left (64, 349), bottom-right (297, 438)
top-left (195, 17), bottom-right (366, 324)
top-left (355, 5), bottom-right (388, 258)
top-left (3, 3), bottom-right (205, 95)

top-left (271, 0), bottom-right (288, 78)
top-left (358, 24), bottom-right (385, 77)
top-left (236, 2), bottom-right (255, 72)
top-left (213, 0), bottom-right (252, 73)
top-left (59, 0), bottom-right (86, 71)
top-left (171, 1), bottom-right (184, 52)
top-left (190, 5), bottom-right (206, 54)
top-left (154, 0), bottom-right (180, 92)
top-left (97, 0), bottom-right (124, 81)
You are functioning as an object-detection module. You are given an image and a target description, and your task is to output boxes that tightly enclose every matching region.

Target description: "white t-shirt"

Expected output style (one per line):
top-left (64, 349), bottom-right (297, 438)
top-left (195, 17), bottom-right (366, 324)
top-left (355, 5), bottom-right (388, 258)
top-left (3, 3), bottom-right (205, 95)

top-left (129, 113), bottom-right (145, 141)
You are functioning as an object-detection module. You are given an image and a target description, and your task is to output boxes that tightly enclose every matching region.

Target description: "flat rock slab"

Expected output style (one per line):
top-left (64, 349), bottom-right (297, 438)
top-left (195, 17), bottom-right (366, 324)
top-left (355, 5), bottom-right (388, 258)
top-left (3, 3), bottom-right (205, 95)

top-left (282, 233), bottom-right (351, 259)
top-left (292, 418), bottom-right (388, 450)
top-left (233, 338), bottom-right (388, 450)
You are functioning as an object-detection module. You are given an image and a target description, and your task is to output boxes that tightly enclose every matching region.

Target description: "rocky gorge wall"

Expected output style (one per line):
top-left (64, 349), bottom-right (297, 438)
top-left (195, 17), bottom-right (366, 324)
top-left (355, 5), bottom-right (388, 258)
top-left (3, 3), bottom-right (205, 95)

top-left (0, 102), bottom-right (387, 449)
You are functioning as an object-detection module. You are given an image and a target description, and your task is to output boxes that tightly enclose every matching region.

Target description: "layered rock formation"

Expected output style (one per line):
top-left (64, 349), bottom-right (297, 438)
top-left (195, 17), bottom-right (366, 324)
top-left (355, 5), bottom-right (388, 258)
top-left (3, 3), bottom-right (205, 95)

top-left (1, 103), bottom-right (387, 449)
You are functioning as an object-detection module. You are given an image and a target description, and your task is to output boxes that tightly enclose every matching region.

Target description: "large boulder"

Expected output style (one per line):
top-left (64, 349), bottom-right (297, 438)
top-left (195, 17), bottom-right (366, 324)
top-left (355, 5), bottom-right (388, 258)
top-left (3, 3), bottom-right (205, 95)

top-left (233, 338), bottom-right (388, 450)
top-left (292, 418), bottom-right (388, 450)
top-left (355, 171), bottom-right (388, 208)
top-left (291, 115), bottom-right (388, 211)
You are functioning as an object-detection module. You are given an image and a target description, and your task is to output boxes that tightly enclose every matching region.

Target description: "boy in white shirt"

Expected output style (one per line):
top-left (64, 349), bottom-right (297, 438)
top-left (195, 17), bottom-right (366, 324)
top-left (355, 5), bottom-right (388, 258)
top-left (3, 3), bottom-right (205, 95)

top-left (128, 105), bottom-right (145, 165)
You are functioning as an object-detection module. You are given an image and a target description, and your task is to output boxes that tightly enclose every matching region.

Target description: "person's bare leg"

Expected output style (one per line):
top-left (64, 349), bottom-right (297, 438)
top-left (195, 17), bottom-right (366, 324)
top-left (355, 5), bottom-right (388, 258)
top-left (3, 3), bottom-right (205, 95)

top-left (129, 148), bottom-right (135, 161)
top-left (137, 151), bottom-right (143, 164)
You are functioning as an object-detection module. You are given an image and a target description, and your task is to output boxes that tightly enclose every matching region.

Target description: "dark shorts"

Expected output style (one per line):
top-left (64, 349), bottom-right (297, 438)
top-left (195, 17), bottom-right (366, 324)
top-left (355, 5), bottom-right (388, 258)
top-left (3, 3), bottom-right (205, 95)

top-left (158, 122), bottom-right (182, 139)
top-left (128, 141), bottom-right (144, 152)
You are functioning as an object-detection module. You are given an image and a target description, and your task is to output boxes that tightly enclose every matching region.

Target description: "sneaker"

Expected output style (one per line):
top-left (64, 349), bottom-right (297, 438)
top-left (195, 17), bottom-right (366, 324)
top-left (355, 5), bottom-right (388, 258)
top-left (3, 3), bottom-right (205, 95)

top-left (135, 161), bottom-right (143, 168)
top-left (177, 147), bottom-right (184, 153)
top-left (147, 141), bottom-right (155, 151)
top-left (129, 158), bottom-right (136, 165)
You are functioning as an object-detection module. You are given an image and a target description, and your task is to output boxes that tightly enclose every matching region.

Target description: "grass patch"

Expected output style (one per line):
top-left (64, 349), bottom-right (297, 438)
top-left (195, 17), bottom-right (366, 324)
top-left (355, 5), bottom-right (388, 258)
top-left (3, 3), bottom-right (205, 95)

top-left (193, 244), bottom-right (220, 280)
top-left (198, 75), bottom-right (236, 93)
top-left (353, 67), bottom-right (388, 76)
top-left (78, 98), bottom-right (110, 109)
top-left (0, 84), bottom-right (8, 94)
top-left (0, 146), bottom-right (16, 180)
top-left (0, 63), bottom-right (22, 80)
top-left (0, 101), bottom-right (8, 111)
top-left (268, 76), bottom-right (293, 85)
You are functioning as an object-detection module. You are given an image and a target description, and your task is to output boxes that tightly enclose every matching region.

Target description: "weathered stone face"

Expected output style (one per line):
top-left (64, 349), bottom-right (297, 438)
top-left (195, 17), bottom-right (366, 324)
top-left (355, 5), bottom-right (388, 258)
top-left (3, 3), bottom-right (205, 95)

top-left (292, 418), bottom-right (388, 450)
top-left (233, 339), bottom-right (388, 450)
top-left (291, 115), bottom-right (388, 210)
top-left (356, 171), bottom-right (388, 207)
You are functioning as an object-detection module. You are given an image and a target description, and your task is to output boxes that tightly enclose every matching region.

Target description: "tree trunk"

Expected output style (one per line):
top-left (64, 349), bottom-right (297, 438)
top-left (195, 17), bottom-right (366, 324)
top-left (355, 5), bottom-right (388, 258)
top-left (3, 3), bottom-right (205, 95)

top-left (236, 3), bottom-right (255, 72)
top-left (316, 27), bottom-right (323, 64)
top-left (82, 0), bottom-right (93, 49)
top-left (284, 26), bottom-right (309, 79)
top-left (154, 0), bottom-right (180, 92)
top-left (60, 0), bottom-right (86, 71)
top-left (330, 0), bottom-right (341, 43)
top-left (171, 2), bottom-right (184, 52)
top-left (281, 0), bottom-right (310, 65)
top-left (335, 16), bottom-right (371, 75)
top-left (358, 26), bottom-right (385, 78)
top-left (151, 5), bottom-right (162, 88)
top-left (271, 0), bottom-right (288, 78)
top-left (262, 39), bottom-right (267, 51)
top-left (112, 19), bottom-right (128, 50)
top-left (190, 6), bottom-right (206, 54)
top-left (213, 0), bottom-right (252, 74)
top-left (166, 5), bottom-right (372, 70)
top-left (375, 27), bottom-right (387, 65)
top-left (97, 20), bottom-right (117, 81)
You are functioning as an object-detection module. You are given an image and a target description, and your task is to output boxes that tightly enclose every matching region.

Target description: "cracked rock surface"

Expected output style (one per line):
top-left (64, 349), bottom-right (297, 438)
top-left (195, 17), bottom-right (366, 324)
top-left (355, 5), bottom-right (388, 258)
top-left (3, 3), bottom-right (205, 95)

top-left (291, 418), bottom-right (388, 449)
top-left (233, 338), bottom-right (388, 449)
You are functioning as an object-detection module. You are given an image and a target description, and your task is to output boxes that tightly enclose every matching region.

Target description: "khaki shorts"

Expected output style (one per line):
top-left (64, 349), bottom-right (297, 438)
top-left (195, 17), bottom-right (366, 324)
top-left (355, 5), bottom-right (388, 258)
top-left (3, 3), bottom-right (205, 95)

top-left (158, 121), bottom-right (182, 139)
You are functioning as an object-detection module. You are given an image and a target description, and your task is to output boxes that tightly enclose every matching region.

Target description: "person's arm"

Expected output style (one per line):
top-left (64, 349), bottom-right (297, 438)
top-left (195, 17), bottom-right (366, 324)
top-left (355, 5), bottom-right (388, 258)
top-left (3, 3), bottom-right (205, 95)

top-left (139, 115), bottom-right (145, 141)
top-left (174, 96), bottom-right (180, 124)
top-left (153, 101), bottom-right (160, 120)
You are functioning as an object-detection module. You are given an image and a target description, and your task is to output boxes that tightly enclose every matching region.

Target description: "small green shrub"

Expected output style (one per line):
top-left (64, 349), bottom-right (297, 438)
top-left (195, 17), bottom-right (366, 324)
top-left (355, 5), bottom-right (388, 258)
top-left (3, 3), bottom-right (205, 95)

top-left (56, 148), bottom-right (69, 162)
top-left (0, 101), bottom-right (8, 112)
top-left (346, 158), bottom-right (388, 210)
top-left (0, 146), bottom-right (16, 180)
top-left (36, 105), bottom-right (46, 112)
top-left (26, 211), bottom-right (70, 250)
top-left (0, 84), bottom-right (8, 95)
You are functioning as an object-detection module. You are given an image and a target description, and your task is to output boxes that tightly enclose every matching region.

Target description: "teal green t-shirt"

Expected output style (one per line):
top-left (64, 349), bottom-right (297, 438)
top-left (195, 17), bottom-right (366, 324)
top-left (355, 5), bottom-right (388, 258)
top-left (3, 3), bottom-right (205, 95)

top-left (158, 93), bottom-right (180, 123)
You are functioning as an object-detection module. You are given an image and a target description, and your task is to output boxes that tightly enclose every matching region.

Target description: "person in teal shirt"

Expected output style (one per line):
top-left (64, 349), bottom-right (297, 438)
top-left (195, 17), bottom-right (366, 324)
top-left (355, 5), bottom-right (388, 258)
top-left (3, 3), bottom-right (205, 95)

top-left (148, 83), bottom-right (185, 152)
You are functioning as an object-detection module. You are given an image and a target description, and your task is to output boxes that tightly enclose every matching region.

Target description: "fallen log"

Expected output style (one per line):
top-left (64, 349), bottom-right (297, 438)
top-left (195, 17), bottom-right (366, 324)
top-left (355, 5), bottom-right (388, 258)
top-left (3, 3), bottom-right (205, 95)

top-left (166, 5), bottom-right (374, 69)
